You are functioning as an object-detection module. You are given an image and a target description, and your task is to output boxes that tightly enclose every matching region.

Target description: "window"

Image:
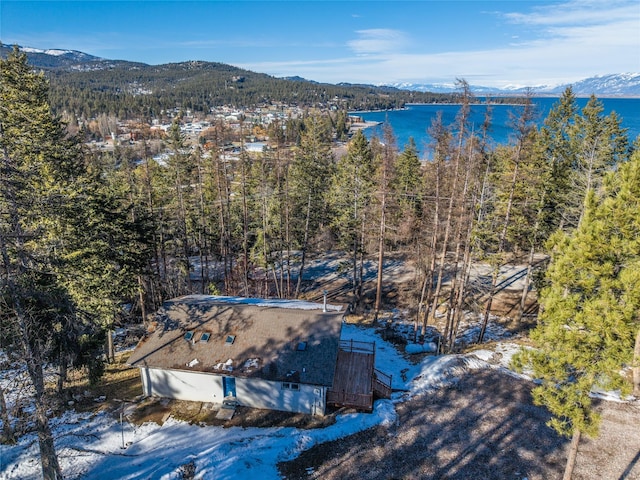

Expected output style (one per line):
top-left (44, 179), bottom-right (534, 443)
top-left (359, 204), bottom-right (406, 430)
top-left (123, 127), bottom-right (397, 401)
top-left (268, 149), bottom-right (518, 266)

top-left (296, 341), bottom-right (307, 351)
top-left (282, 382), bottom-right (300, 391)
top-left (225, 335), bottom-right (236, 346)
top-left (184, 331), bottom-right (194, 341)
top-left (200, 332), bottom-right (211, 343)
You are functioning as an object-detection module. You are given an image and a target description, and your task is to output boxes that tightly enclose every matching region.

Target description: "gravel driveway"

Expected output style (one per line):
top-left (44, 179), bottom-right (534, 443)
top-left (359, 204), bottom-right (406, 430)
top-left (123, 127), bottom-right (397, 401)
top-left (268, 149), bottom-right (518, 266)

top-left (279, 369), bottom-right (640, 480)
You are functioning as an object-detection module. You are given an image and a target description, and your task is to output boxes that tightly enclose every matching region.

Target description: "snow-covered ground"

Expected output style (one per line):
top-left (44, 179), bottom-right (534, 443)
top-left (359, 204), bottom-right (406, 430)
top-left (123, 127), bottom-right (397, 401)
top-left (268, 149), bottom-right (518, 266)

top-left (1, 322), bottom-right (525, 480)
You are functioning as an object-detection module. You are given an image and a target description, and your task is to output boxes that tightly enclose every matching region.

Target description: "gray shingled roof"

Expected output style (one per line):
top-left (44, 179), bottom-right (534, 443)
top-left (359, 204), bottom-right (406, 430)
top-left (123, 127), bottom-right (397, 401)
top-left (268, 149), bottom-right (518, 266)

top-left (127, 295), bottom-right (344, 387)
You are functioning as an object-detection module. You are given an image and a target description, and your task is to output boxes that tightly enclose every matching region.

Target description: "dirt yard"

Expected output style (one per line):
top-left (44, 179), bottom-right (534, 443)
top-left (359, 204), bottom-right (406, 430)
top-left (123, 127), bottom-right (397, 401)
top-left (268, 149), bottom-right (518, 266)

top-left (278, 368), bottom-right (640, 480)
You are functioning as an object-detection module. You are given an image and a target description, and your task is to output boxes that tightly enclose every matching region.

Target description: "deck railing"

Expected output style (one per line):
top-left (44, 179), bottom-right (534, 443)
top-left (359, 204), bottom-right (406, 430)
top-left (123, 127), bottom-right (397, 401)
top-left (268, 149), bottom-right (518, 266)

top-left (338, 339), bottom-right (375, 354)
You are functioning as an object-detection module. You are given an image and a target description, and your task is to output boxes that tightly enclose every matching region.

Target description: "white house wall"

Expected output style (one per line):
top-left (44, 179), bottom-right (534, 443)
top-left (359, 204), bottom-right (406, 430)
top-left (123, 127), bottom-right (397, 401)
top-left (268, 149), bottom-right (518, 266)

top-left (235, 377), bottom-right (326, 415)
top-left (141, 367), bottom-right (224, 403)
top-left (139, 367), bottom-right (327, 415)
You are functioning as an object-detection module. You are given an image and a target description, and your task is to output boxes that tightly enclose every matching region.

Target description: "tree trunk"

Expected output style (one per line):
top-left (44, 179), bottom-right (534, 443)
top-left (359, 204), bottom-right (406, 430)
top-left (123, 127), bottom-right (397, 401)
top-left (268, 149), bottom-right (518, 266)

top-left (240, 154), bottom-right (250, 296)
top-left (261, 166), bottom-right (272, 298)
top-left (477, 268), bottom-right (498, 344)
top-left (428, 145), bottom-right (462, 326)
top-left (357, 213), bottom-right (367, 312)
top-left (442, 213), bottom-right (464, 350)
top-left (284, 157), bottom-right (293, 298)
top-left (0, 384), bottom-right (15, 444)
top-left (33, 361), bottom-right (64, 480)
top-left (106, 327), bottom-right (115, 363)
top-left (577, 141), bottom-right (598, 228)
top-left (517, 245), bottom-right (536, 322)
top-left (215, 153), bottom-right (231, 294)
top-left (443, 150), bottom-right (472, 351)
top-left (295, 194), bottom-right (312, 298)
top-left (196, 153), bottom-right (209, 295)
top-left (427, 86), bottom-right (471, 330)
top-left (0, 167), bottom-right (62, 477)
top-left (138, 276), bottom-right (148, 326)
top-left (419, 146), bottom-right (441, 336)
top-left (374, 189), bottom-right (385, 321)
top-left (56, 357), bottom-right (68, 395)
top-left (563, 428), bottom-right (581, 480)
top-left (451, 221), bottom-right (475, 352)
top-left (352, 233), bottom-right (358, 304)
top-left (633, 327), bottom-right (640, 397)
top-left (478, 143), bottom-right (523, 344)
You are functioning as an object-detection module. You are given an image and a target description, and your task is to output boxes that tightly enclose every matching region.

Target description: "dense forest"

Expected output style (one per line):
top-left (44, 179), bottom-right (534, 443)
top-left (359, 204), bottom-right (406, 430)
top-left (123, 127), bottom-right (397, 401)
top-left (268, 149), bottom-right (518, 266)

top-left (2, 47), bottom-right (639, 480)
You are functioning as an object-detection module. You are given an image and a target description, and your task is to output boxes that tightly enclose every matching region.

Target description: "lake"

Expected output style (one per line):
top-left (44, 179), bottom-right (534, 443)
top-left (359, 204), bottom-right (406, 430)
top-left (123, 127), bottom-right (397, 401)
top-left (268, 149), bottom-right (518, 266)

top-left (353, 97), bottom-right (640, 158)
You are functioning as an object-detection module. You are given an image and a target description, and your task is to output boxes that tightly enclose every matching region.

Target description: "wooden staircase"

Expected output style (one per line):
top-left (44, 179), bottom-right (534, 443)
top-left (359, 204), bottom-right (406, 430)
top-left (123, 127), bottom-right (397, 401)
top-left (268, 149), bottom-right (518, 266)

top-left (327, 339), bottom-right (392, 411)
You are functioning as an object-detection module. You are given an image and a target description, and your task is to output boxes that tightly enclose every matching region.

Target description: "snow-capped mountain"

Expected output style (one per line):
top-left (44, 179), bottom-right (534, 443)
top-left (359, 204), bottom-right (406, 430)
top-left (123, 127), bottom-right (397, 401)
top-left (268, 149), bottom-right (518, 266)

top-left (20, 47), bottom-right (96, 59)
top-left (385, 73), bottom-right (640, 97)
top-left (549, 73), bottom-right (640, 97)
top-left (0, 43), bottom-right (104, 69)
top-left (384, 82), bottom-right (514, 95)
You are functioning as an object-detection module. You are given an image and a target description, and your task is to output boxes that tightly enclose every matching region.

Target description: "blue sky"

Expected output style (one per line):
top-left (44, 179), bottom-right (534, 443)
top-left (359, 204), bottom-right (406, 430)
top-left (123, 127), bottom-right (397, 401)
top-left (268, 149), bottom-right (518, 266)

top-left (2, 0), bottom-right (639, 87)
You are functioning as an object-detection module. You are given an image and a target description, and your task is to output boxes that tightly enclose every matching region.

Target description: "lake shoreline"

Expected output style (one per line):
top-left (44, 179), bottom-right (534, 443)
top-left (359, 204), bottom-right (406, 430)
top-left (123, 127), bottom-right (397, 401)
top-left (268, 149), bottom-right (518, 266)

top-left (351, 97), bottom-right (640, 157)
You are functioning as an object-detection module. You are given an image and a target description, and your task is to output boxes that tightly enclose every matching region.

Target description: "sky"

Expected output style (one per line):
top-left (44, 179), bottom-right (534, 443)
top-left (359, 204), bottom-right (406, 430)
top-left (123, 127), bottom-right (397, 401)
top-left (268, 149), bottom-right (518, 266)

top-left (1, 0), bottom-right (639, 88)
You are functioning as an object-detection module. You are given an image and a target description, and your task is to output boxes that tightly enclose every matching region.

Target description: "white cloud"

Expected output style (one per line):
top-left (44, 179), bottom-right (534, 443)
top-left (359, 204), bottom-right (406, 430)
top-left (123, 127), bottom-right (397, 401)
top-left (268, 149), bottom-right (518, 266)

top-left (504, 0), bottom-right (635, 27)
top-left (244, 0), bottom-right (639, 88)
top-left (347, 29), bottom-right (408, 55)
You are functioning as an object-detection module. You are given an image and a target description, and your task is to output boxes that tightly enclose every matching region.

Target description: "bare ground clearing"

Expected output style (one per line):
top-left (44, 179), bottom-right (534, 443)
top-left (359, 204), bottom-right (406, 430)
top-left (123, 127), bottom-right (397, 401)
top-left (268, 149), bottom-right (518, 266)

top-left (278, 368), bottom-right (640, 480)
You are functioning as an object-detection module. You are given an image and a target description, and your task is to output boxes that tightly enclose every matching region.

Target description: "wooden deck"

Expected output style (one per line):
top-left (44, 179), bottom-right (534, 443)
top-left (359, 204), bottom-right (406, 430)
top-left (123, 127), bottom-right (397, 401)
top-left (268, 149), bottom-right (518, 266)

top-left (327, 340), bottom-right (392, 411)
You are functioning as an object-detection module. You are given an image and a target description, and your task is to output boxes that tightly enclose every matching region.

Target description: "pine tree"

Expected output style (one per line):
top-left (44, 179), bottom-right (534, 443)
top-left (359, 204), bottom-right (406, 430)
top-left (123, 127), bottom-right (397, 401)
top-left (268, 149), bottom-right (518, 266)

top-left (515, 149), bottom-right (640, 479)
top-left (0, 45), bottom-right (69, 480)
top-left (540, 91), bottom-right (630, 233)
top-left (392, 137), bottom-right (423, 240)
top-left (1, 46), bottom-right (152, 479)
top-left (329, 130), bottom-right (375, 309)
top-left (372, 123), bottom-right (397, 320)
top-left (166, 118), bottom-right (196, 293)
top-left (537, 87), bottom-right (578, 234)
top-left (289, 114), bottom-right (334, 298)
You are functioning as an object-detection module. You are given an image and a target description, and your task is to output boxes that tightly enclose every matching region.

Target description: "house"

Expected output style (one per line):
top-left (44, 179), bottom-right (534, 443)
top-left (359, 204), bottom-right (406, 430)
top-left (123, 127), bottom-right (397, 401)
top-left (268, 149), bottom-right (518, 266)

top-left (127, 295), bottom-right (344, 415)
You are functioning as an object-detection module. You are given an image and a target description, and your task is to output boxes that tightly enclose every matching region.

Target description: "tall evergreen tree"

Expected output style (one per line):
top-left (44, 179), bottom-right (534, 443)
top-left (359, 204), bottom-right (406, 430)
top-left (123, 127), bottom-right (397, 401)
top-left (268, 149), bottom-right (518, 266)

top-left (515, 149), bottom-right (640, 479)
top-left (540, 90), bottom-right (629, 233)
top-left (165, 118), bottom-right (196, 293)
top-left (0, 45), bottom-right (73, 480)
top-left (329, 130), bottom-right (375, 309)
top-left (392, 137), bottom-right (423, 241)
top-left (570, 95), bottom-right (629, 228)
top-left (537, 87), bottom-right (579, 234)
top-left (289, 114), bottom-right (334, 297)
top-left (1, 47), bottom-right (151, 479)
top-left (372, 123), bottom-right (397, 319)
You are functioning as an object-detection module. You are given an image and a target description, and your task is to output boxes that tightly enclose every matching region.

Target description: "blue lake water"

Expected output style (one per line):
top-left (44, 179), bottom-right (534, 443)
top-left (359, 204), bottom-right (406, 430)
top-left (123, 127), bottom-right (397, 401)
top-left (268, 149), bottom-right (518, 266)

top-left (353, 97), bottom-right (640, 158)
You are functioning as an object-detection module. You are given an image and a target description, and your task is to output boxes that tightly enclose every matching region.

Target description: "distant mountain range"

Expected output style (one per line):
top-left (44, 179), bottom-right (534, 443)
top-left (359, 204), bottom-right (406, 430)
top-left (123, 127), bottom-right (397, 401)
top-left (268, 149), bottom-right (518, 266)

top-left (385, 73), bottom-right (640, 97)
top-left (3, 43), bottom-right (639, 99)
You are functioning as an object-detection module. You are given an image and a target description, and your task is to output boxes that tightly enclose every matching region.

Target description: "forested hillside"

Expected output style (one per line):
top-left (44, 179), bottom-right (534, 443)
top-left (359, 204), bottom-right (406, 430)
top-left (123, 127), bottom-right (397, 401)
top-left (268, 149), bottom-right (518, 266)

top-left (0, 43), bottom-right (524, 119)
top-left (45, 62), bottom-right (458, 118)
